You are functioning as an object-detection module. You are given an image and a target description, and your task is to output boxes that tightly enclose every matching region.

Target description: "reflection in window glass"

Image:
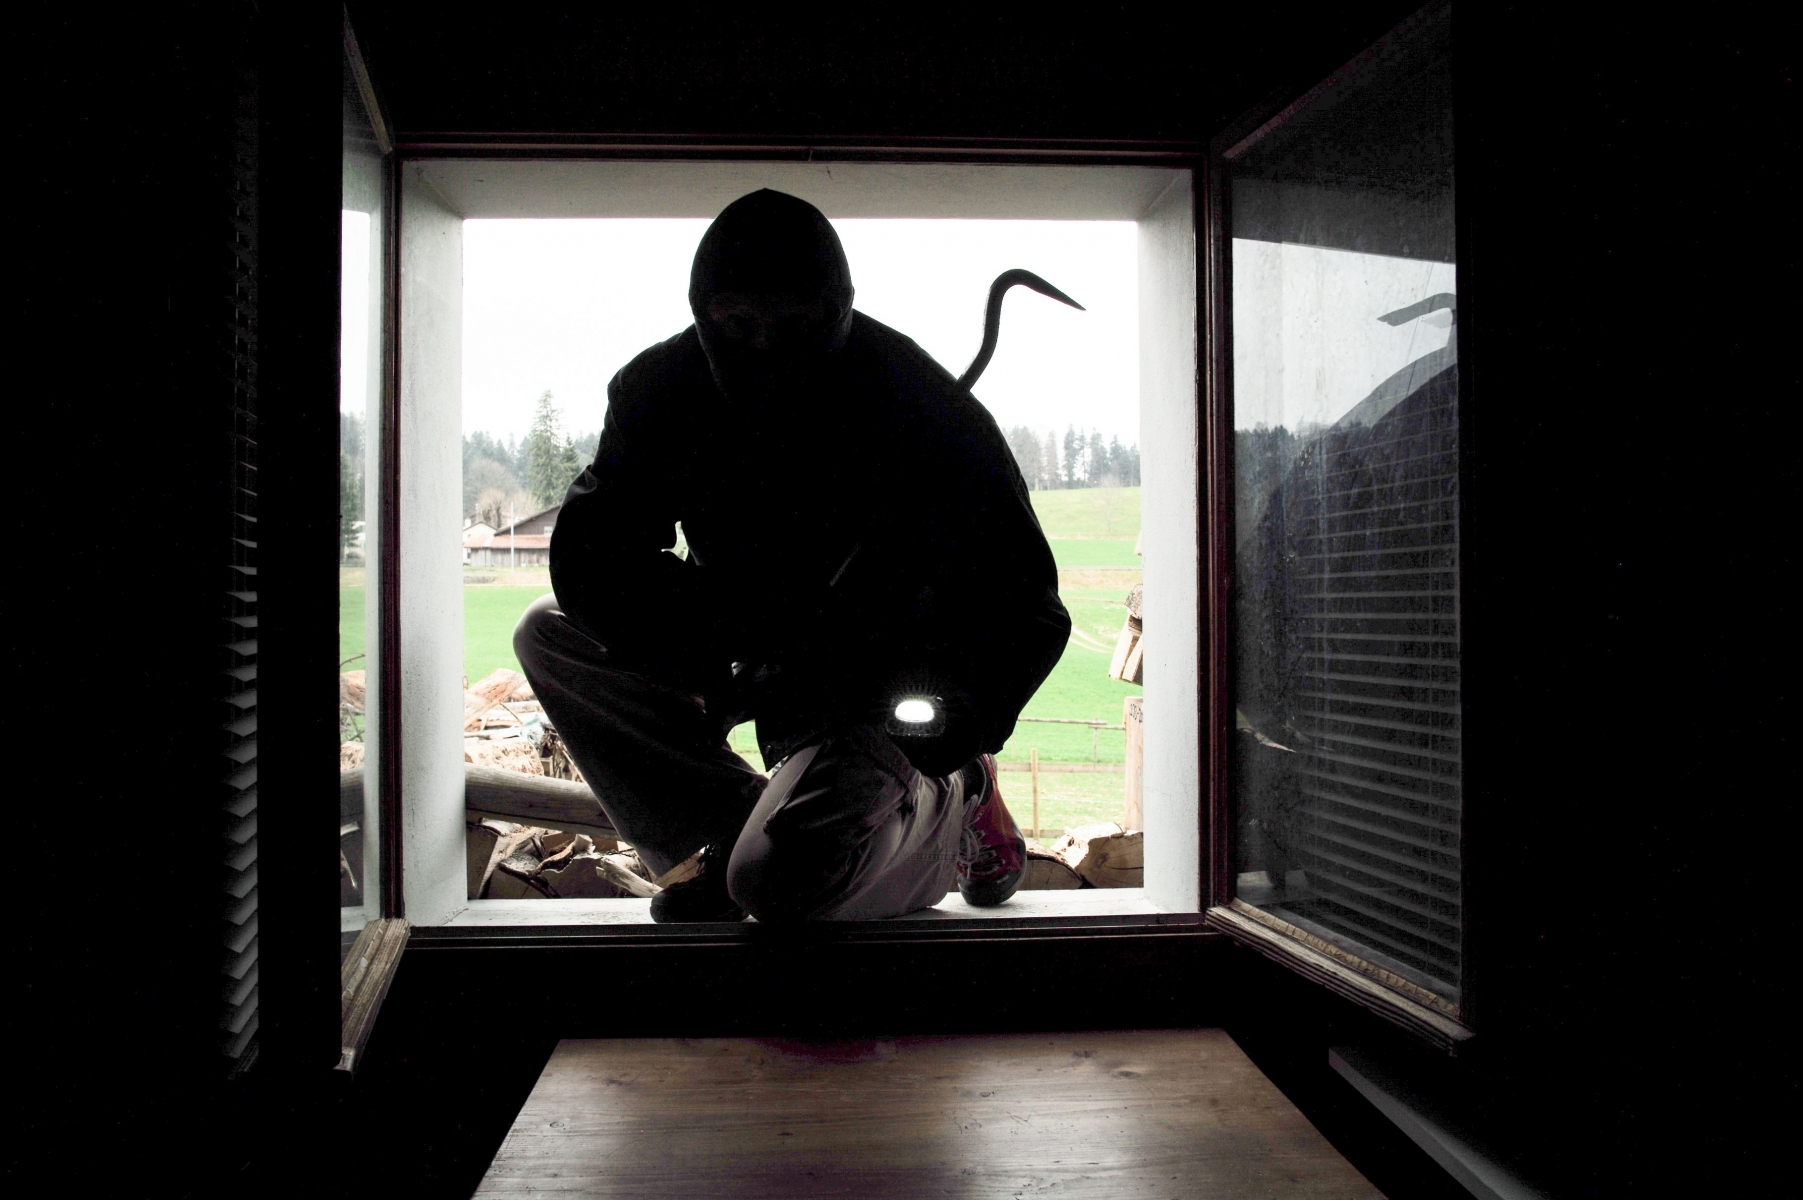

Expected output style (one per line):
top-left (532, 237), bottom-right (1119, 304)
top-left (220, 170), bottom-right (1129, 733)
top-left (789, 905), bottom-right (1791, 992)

top-left (339, 64), bottom-right (383, 932)
top-left (1229, 8), bottom-right (1461, 1007)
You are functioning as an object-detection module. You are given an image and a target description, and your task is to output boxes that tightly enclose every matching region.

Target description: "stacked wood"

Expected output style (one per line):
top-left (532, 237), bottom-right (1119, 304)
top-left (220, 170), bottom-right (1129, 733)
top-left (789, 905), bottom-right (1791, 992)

top-left (1049, 822), bottom-right (1144, 888)
top-left (341, 741), bottom-right (365, 770)
top-left (487, 842), bottom-right (550, 899)
top-left (466, 819), bottom-right (659, 899)
top-left (464, 667), bottom-right (533, 731)
top-left (464, 737), bottom-right (543, 774)
top-left (467, 819), bottom-right (540, 898)
top-left (538, 851), bottom-right (642, 899)
top-left (1108, 588), bottom-right (1145, 686)
top-left (1123, 695), bottom-right (1145, 830)
top-left (340, 670), bottom-right (367, 712)
top-left (538, 728), bottom-right (584, 782)
top-left (1019, 844), bottom-right (1083, 890)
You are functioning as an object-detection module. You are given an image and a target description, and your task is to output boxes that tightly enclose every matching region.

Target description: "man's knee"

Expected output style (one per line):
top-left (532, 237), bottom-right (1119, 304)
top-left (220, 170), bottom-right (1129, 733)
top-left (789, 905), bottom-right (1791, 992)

top-left (726, 832), bottom-right (852, 924)
top-left (511, 592), bottom-right (563, 672)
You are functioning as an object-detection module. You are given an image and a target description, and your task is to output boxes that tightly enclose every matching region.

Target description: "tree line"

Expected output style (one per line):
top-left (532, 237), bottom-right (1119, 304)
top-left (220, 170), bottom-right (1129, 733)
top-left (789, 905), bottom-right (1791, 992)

top-left (1005, 426), bottom-right (1141, 490)
top-left (341, 398), bottom-right (1139, 560)
top-left (462, 393), bottom-right (598, 528)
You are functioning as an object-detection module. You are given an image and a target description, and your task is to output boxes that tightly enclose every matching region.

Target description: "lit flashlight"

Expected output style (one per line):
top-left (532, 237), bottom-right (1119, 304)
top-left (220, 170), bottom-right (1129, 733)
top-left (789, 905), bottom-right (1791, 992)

top-left (886, 694), bottom-right (946, 737)
top-left (893, 698), bottom-right (935, 724)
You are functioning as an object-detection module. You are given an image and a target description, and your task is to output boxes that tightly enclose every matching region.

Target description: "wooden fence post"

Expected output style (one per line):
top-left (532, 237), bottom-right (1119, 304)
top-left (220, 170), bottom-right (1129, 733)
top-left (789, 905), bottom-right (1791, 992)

top-left (1030, 747), bottom-right (1040, 842)
top-left (1123, 695), bottom-right (1144, 831)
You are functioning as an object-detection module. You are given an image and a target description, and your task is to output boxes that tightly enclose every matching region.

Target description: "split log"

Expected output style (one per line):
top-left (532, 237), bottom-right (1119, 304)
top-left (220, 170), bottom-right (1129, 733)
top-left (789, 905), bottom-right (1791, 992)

top-left (487, 847), bottom-right (549, 899)
top-left (464, 667), bottom-right (531, 730)
top-left (340, 670), bottom-right (367, 712)
top-left (597, 853), bottom-right (659, 897)
top-left (654, 851), bottom-right (703, 889)
top-left (464, 737), bottom-right (544, 774)
top-left (1108, 614), bottom-right (1144, 686)
top-left (1051, 822), bottom-right (1144, 888)
top-left (1123, 695), bottom-right (1145, 831)
top-left (539, 853), bottom-right (639, 899)
top-left (1019, 844), bottom-right (1083, 890)
top-left (1121, 633), bottom-right (1145, 687)
top-left (466, 822), bottom-right (502, 897)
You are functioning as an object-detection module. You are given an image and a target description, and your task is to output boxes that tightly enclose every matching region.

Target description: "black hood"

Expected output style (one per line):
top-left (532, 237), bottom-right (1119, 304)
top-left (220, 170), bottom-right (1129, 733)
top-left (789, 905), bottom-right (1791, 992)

top-left (688, 188), bottom-right (853, 306)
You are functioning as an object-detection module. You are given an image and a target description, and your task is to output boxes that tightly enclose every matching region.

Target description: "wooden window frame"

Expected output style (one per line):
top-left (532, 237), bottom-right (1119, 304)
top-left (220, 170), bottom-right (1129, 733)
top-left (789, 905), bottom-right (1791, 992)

top-left (1200, 3), bottom-right (1478, 1052)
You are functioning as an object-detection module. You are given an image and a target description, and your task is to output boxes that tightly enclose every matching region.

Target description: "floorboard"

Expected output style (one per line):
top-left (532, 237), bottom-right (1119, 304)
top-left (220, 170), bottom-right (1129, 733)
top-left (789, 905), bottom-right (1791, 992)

top-left (478, 1028), bottom-right (1383, 1198)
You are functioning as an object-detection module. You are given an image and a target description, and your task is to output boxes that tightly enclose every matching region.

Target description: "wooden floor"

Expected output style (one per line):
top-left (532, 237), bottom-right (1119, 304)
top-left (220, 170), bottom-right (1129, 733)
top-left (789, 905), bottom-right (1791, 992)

top-left (477, 1029), bottom-right (1382, 1198)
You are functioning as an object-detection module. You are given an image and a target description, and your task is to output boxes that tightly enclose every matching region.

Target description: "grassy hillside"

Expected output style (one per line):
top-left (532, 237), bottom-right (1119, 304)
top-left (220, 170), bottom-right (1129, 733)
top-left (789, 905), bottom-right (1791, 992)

top-left (1028, 486), bottom-right (1139, 541)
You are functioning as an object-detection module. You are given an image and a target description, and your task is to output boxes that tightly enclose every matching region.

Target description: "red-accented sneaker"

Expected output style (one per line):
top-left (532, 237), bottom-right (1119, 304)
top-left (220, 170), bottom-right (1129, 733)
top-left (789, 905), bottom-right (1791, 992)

top-left (956, 754), bottom-right (1026, 907)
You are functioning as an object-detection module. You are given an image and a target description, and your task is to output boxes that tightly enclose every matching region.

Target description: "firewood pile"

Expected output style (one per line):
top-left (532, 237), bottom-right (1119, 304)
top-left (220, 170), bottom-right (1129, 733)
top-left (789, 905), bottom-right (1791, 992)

top-left (460, 667), bottom-right (583, 780)
top-left (1021, 822), bottom-right (1144, 890)
top-left (1107, 582), bottom-right (1144, 685)
top-left (457, 668), bottom-right (669, 898)
top-left (469, 821), bottom-right (666, 900)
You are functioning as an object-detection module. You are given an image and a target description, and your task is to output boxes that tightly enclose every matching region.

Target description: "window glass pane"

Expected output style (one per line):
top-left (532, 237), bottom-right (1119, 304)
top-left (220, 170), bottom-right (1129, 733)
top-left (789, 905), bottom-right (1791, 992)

top-left (1229, 10), bottom-right (1461, 1006)
top-left (340, 59), bottom-right (383, 936)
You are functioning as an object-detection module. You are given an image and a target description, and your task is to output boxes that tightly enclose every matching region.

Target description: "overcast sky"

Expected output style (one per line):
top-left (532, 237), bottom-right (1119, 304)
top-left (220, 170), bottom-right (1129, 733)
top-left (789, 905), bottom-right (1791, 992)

top-left (343, 215), bottom-right (1460, 448)
top-left (457, 219), bottom-right (1141, 446)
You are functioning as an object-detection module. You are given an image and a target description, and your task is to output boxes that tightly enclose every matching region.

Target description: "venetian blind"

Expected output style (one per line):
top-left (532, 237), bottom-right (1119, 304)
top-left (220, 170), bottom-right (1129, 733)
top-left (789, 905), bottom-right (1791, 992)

top-left (221, 60), bottom-right (261, 1073)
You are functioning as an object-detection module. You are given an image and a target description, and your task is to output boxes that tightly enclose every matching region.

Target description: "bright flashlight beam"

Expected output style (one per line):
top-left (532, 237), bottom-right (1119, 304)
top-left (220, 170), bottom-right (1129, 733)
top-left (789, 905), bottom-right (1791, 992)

top-left (894, 698), bottom-right (937, 724)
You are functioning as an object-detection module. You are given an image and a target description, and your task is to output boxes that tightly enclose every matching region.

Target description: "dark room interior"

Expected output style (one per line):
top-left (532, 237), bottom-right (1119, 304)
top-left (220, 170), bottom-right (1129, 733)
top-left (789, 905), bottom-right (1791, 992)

top-left (15, 5), bottom-right (1791, 1197)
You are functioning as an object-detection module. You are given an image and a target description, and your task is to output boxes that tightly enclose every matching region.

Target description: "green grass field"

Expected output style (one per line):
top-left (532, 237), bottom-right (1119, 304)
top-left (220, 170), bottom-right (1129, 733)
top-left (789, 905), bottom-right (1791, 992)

top-left (340, 487), bottom-right (1144, 839)
top-left (1030, 486), bottom-right (1139, 540)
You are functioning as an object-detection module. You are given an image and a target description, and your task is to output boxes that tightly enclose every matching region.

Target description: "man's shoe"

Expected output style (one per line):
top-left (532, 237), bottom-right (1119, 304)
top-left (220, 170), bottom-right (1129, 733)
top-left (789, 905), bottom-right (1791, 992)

top-left (648, 843), bottom-right (746, 923)
top-left (955, 755), bottom-right (1026, 907)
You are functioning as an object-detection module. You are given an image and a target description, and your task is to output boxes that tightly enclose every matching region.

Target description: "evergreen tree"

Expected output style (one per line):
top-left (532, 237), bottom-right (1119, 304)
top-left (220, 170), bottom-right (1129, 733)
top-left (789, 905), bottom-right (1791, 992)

top-left (463, 429), bottom-right (508, 473)
top-left (338, 452), bottom-right (362, 561)
top-left (339, 412), bottom-right (366, 554)
top-left (1062, 426), bottom-right (1082, 489)
top-left (522, 392), bottom-right (579, 508)
top-left (556, 435), bottom-right (582, 493)
top-left (1085, 428), bottom-right (1107, 486)
top-left (1042, 430), bottom-right (1061, 489)
top-left (1005, 425), bottom-right (1043, 489)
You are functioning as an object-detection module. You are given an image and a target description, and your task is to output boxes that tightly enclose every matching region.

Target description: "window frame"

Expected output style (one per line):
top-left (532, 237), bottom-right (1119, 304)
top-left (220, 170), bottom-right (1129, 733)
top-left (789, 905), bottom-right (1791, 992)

top-left (1199, 2), bottom-right (1479, 1051)
top-left (378, 143), bottom-right (1218, 947)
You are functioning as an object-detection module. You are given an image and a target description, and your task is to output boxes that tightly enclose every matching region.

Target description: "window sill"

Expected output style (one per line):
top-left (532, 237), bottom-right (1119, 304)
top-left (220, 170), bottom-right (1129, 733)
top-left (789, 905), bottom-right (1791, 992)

top-left (421, 888), bottom-right (1204, 943)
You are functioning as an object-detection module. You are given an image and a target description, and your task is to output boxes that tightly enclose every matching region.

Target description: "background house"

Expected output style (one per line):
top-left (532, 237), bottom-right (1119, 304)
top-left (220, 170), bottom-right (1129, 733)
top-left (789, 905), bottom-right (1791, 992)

top-left (465, 504), bottom-right (560, 567)
top-left (18, 6), bottom-right (1789, 1198)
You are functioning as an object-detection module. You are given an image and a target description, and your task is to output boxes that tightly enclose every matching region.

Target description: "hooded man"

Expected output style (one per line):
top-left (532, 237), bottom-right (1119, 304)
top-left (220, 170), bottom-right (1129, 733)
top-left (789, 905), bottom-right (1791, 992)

top-left (513, 189), bottom-right (1070, 922)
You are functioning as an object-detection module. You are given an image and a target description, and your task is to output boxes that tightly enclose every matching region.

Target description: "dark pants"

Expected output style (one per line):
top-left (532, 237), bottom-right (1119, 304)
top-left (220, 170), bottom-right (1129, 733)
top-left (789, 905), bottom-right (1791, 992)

top-left (512, 593), bottom-right (969, 921)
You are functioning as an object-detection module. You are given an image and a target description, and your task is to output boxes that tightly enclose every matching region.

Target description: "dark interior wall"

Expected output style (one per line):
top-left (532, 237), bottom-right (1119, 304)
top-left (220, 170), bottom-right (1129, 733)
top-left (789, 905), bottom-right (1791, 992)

top-left (1443, 10), bottom-right (1791, 1192)
top-left (342, 5), bottom-right (1416, 143)
top-left (17, 6), bottom-right (258, 1194)
top-left (15, 6), bottom-right (1789, 1198)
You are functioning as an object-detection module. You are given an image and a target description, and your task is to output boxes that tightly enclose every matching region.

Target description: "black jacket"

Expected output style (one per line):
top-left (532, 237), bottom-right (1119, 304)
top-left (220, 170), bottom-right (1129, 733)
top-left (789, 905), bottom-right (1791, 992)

top-left (550, 311), bottom-right (1070, 771)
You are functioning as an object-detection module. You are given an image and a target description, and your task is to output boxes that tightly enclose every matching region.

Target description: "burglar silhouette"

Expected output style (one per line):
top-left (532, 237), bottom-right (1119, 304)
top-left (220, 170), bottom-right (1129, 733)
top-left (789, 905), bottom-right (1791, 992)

top-left (514, 189), bottom-right (1070, 922)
